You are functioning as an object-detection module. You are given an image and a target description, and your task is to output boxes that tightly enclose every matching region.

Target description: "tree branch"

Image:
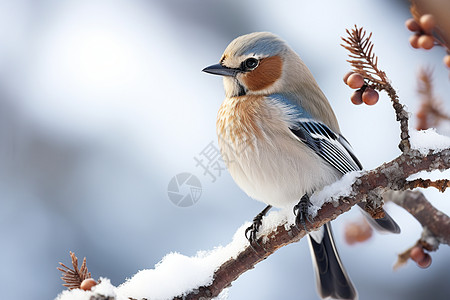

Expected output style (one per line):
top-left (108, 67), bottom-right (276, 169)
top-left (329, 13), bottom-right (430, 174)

top-left (174, 148), bottom-right (450, 300)
top-left (386, 190), bottom-right (450, 246)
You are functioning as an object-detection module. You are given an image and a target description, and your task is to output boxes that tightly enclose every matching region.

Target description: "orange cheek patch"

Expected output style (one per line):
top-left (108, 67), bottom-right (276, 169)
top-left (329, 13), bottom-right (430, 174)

top-left (243, 55), bottom-right (283, 91)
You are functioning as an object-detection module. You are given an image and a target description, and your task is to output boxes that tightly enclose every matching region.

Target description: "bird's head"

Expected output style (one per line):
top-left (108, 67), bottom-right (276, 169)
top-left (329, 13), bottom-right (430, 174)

top-left (203, 32), bottom-right (313, 98)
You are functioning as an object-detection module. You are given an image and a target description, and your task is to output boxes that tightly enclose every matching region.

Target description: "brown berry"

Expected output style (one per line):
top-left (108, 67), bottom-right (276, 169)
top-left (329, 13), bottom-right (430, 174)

top-left (410, 246), bottom-right (425, 262)
top-left (350, 89), bottom-right (363, 105)
top-left (405, 18), bottom-right (420, 32)
top-left (417, 253), bottom-right (432, 268)
top-left (419, 14), bottom-right (436, 33)
top-left (80, 278), bottom-right (97, 291)
top-left (418, 35), bottom-right (434, 50)
top-left (362, 88), bottom-right (379, 105)
top-left (409, 34), bottom-right (420, 49)
top-left (343, 71), bottom-right (355, 84)
top-left (344, 220), bottom-right (373, 244)
top-left (444, 55), bottom-right (450, 68)
top-left (416, 109), bottom-right (427, 120)
top-left (347, 73), bottom-right (364, 89)
top-left (344, 223), bottom-right (359, 244)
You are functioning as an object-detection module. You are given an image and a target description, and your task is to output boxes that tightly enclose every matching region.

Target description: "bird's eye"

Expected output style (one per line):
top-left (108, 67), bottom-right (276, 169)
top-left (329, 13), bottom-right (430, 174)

top-left (243, 58), bottom-right (259, 70)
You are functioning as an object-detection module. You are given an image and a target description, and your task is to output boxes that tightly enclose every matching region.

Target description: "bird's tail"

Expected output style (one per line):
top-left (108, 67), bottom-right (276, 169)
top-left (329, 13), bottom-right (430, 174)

top-left (308, 222), bottom-right (357, 300)
top-left (357, 203), bottom-right (401, 234)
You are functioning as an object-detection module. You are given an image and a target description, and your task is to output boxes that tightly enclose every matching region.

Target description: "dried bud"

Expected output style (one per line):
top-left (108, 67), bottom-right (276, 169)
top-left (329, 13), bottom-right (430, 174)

top-left (344, 220), bottom-right (373, 244)
top-left (362, 88), bottom-right (379, 105)
top-left (350, 89), bottom-right (363, 105)
top-left (347, 73), bottom-right (364, 89)
top-left (419, 14), bottom-right (436, 33)
top-left (444, 55), bottom-right (450, 68)
top-left (80, 278), bottom-right (97, 291)
top-left (405, 18), bottom-right (420, 32)
top-left (343, 71), bottom-right (355, 84)
top-left (418, 35), bottom-right (434, 50)
top-left (409, 34), bottom-right (420, 49)
top-left (417, 253), bottom-right (432, 268)
top-left (410, 246), bottom-right (425, 262)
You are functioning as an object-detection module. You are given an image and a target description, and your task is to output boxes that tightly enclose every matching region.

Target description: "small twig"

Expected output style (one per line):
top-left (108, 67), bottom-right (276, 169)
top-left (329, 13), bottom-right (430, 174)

top-left (385, 84), bottom-right (411, 152)
top-left (387, 190), bottom-right (450, 246)
top-left (341, 25), bottom-right (411, 152)
top-left (57, 251), bottom-right (91, 290)
top-left (416, 68), bottom-right (450, 130)
top-left (341, 26), bottom-right (388, 85)
top-left (386, 190), bottom-right (449, 269)
top-left (404, 178), bottom-right (450, 192)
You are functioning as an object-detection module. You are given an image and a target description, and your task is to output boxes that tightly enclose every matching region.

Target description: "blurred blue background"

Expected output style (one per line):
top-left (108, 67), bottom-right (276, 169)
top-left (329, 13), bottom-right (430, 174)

top-left (0, 0), bottom-right (449, 299)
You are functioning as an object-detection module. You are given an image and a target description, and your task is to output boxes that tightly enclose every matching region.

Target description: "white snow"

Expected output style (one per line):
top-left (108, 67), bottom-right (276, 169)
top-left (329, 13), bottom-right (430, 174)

top-left (55, 278), bottom-right (125, 300)
top-left (55, 288), bottom-right (92, 300)
top-left (309, 171), bottom-right (361, 217)
top-left (116, 224), bottom-right (250, 299)
top-left (410, 128), bottom-right (450, 155)
top-left (55, 219), bottom-right (293, 300)
top-left (91, 278), bottom-right (117, 297)
top-left (55, 230), bottom-right (246, 300)
top-left (407, 169), bottom-right (450, 181)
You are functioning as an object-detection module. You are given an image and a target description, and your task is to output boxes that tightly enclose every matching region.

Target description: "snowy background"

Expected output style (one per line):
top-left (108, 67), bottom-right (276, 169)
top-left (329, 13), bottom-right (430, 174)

top-left (1, 0), bottom-right (449, 299)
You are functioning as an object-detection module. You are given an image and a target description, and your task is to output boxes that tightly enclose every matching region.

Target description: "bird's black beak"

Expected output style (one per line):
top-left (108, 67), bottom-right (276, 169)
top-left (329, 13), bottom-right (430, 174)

top-left (202, 63), bottom-right (239, 77)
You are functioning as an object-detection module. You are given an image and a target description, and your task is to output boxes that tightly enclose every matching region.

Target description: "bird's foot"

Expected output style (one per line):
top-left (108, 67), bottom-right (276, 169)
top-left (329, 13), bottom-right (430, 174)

top-left (294, 194), bottom-right (313, 231)
top-left (245, 205), bottom-right (272, 245)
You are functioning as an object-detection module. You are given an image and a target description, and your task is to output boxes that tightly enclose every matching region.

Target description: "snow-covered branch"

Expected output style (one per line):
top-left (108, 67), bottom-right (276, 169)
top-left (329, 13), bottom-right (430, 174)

top-left (56, 131), bottom-right (450, 300)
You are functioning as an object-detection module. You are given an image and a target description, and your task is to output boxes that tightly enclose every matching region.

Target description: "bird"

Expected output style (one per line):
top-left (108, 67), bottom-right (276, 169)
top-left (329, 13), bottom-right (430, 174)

top-left (202, 32), bottom-right (400, 300)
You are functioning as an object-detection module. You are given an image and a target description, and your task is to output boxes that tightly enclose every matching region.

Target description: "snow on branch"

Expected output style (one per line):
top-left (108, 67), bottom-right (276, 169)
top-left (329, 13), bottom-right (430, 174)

top-left (57, 141), bottom-right (450, 300)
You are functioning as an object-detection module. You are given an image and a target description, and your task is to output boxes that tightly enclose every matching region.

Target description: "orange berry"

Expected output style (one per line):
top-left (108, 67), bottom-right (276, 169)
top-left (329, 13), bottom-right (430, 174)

top-left (344, 223), bottom-right (359, 244)
top-left (444, 55), bottom-right (450, 68)
top-left (410, 246), bottom-right (425, 263)
top-left (418, 35), bottom-right (434, 50)
top-left (419, 14), bottom-right (436, 33)
top-left (356, 223), bottom-right (372, 242)
top-left (347, 73), bottom-right (364, 89)
top-left (409, 34), bottom-right (420, 49)
top-left (405, 18), bottom-right (420, 32)
top-left (362, 88), bottom-right (379, 105)
top-left (417, 253), bottom-right (432, 268)
top-left (343, 71), bottom-right (355, 84)
top-left (344, 220), bottom-right (373, 244)
top-left (416, 109), bottom-right (427, 120)
top-left (80, 278), bottom-right (97, 291)
top-left (350, 89), bottom-right (363, 105)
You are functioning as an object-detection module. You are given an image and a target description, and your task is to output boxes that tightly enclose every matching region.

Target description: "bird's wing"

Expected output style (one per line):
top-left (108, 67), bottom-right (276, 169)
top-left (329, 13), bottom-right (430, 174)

top-left (290, 119), bottom-right (361, 175)
top-left (267, 93), bottom-right (362, 175)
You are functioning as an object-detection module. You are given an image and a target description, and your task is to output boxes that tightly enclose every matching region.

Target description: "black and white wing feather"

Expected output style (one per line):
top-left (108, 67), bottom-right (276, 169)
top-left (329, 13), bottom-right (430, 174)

top-left (290, 118), bottom-right (362, 175)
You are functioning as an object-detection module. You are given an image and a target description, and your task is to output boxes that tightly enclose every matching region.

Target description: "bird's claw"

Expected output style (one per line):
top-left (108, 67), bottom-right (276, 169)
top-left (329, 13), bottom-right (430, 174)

top-left (245, 216), bottom-right (263, 246)
top-left (245, 205), bottom-right (272, 247)
top-left (294, 194), bottom-right (313, 232)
